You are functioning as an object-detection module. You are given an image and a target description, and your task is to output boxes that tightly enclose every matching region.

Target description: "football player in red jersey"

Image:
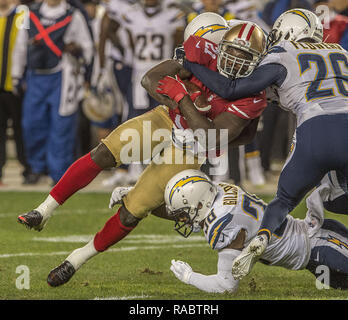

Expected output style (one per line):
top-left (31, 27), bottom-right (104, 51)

top-left (17, 13), bottom-right (267, 287)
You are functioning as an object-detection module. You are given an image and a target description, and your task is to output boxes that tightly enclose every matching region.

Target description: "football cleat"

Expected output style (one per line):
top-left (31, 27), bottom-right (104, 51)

top-left (47, 261), bottom-right (76, 287)
top-left (102, 169), bottom-right (129, 187)
top-left (246, 156), bottom-right (265, 186)
top-left (17, 210), bottom-right (45, 231)
top-left (232, 234), bottom-right (268, 280)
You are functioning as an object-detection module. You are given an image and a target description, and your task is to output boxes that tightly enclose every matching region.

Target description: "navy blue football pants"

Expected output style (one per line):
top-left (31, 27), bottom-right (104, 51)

top-left (260, 114), bottom-right (348, 237)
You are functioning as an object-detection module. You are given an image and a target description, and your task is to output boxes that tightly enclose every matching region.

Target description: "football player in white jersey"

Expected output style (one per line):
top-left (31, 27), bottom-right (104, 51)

top-left (122, 0), bottom-right (185, 114)
top-left (182, 8), bottom-right (348, 279)
top-left (101, 0), bottom-right (185, 118)
top-left (99, 0), bottom-right (186, 187)
top-left (161, 169), bottom-right (348, 293)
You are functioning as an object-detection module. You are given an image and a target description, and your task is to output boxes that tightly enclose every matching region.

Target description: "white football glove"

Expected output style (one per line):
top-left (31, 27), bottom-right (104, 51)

top-left (170, 259), bottom-right (193, 284)
top-left (109, 186), bottom-right (133, 209)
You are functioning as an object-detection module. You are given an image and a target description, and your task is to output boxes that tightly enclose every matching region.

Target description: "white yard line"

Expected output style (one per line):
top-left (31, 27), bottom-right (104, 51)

top-left (0, 243), bottom-right (207, 259)
top-left (94, 294), bottom-right (151, 300)
top-left (31, 234), bottom-right (205, 243)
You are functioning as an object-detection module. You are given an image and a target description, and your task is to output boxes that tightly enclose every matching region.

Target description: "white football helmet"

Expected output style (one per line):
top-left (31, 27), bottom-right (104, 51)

top-left (164, 169), bottom-right (218, 238)
top-left (267, 8), bottom-right (323, 48)
top-left (184, 12), bottom-right (229, 44)
top-left (82, 88), bottom-right (115, 123)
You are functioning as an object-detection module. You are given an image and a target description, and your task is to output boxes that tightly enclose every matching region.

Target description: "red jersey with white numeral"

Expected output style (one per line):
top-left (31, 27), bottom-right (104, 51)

top-left (168, 35), bottom-right (267, 129)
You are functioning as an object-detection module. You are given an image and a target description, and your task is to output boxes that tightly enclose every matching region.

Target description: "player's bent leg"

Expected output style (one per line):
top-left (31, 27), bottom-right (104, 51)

top-left (318, 170), bottom-right (348, 215)
top-left (18, 104), bottom-right (171, 231)
top-left (324, 194), bottom-right (348, 215)
top-left (231, 234), bottom-right (268, 280)
top-left (46, 145), bottom-right (201, 287)
top-left (306, 219), bottom-right (348, 289)
top-left (94, 206), bottom-right (139, 252)
top-left (100, 105), bottom-right (173, 167)
top-left (47, 205), bottom-right (139, 287)
top-left (233, 131), bottom-right (327, 280)
top-left (123, 145), bottom-right (203, 219)
top-left (17, 144), bottom-right (115, 231)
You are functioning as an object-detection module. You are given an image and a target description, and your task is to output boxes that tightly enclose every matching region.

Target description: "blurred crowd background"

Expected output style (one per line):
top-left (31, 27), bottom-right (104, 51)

top-left (0, 0), bottom-right (347, 190)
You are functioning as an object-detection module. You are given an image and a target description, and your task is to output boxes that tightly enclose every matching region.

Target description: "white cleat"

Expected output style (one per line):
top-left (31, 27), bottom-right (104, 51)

top-left (246, 156), bottom-right (265, 186)
top-left (102, 170), bottom-right (129, 187)
top-left (232, 234), bottom-right (268, 280)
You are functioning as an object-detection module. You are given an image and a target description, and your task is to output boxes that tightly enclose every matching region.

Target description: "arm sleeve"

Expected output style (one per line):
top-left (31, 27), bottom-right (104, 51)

top-left (183, 60), bottom-right (287, 100)
top-left (187, 249), bottom-right (240, 293)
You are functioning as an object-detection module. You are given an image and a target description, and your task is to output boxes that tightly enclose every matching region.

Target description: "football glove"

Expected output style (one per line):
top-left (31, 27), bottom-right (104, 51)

top-left (109, 186), bottom-right (133, 209)
top-left (156, 75), bottom-right (189, 103)
top-left (170, 259), bottom-right (193, 284)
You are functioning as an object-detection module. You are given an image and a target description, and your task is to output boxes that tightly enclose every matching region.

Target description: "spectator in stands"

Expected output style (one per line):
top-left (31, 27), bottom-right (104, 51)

top-left (0, 0), bottom-right (31, 185)
top-left (12, 0), bottom-right (94, 185)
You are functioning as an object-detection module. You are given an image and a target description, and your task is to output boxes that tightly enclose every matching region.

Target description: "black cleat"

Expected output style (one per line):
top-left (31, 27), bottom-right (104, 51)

top-left (17, 210), bottom-right (44, 231)
top-left (47, 261), bottom-right (76, 287)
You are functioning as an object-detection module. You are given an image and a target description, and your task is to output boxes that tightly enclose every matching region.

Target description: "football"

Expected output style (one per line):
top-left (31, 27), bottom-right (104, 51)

top-left (181, 79), bottom-right (212, 113)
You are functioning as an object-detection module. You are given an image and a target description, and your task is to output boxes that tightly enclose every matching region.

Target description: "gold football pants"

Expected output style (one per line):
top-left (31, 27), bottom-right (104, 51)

top-left (102, 106), bottom-right (203, 219)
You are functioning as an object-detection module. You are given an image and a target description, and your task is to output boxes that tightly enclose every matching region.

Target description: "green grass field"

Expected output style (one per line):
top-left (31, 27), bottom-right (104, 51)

top-left (0, 191), bottom-right (348, 300)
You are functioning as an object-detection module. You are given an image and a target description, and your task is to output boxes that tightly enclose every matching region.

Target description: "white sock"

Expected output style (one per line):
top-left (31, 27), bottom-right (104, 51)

top-left (66, 239), bottom-right (98, 271)
top-left (35, 194), bottom-right (59, 220)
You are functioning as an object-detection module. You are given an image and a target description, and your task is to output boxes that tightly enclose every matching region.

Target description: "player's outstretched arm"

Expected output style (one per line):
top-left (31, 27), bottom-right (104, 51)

top-left (183, 60), bottom-right (286, 100)
top-left (170, 230), bottom-right (246, 293)
top-left (141, 60), bottom-right (191, 110)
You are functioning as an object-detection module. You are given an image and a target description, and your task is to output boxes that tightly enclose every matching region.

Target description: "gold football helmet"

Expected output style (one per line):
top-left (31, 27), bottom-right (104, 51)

top-left (217, 21), bottom-right (266, 78)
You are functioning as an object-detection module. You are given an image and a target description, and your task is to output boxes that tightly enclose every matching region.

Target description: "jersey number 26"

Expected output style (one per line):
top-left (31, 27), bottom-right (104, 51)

top-left (298, 52), bottom-right (348, 101)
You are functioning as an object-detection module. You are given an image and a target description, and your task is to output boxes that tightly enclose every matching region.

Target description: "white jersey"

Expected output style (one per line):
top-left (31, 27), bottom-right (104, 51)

top-left (106, 0), bottom-right (134, 66)
top-left (120, 3), bottom-right (185, 109)
top-left (203, 183), bottom-right (311, 270)
top-left (121, 3), bottom-right (184, 71)
top-left (259, 41), bottom-right (348, 127)
top-left (90, 15), bottom-right (114, 87)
